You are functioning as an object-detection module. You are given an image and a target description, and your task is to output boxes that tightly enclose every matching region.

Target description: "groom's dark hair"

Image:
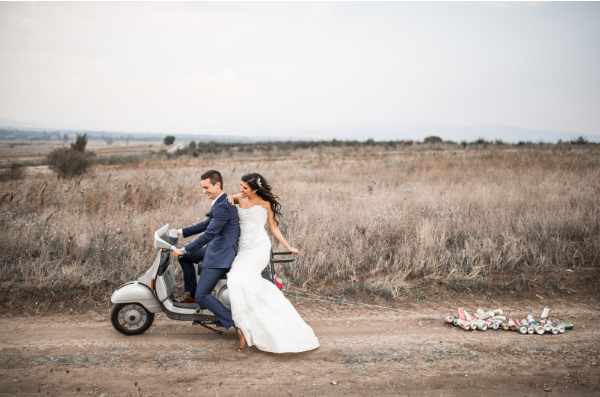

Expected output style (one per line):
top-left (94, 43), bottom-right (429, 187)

top-left (201, 170), bottom-right (223, 189)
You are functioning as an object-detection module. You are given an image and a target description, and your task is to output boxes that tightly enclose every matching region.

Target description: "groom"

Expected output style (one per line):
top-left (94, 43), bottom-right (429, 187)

top-left (171, 170), bottom-right (239, 332)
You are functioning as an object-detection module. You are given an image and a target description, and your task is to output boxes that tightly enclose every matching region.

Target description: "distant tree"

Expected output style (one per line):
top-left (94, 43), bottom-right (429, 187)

top-left (570, 136), bottom-right (588, 145)
top-left (424, 136), bottom-right (443, 144)
top-left (63, 133), bottom-right (69, 144)
top-left (164, 135), bottom-right (176, 145)
top-left (188, 140), bottom-right (197, 152)
top-left (106, 138), bottom-right (114, 145)
top-left (70, 133), bottom-right (88, 153)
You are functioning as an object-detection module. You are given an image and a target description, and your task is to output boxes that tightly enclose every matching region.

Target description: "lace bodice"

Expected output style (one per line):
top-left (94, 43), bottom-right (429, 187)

top-left (237, 205), bottom-right (270, 251)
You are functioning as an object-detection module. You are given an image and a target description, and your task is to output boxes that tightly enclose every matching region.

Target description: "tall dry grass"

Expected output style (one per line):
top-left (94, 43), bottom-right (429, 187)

top-left (0, 145), bottom-right (598, 303)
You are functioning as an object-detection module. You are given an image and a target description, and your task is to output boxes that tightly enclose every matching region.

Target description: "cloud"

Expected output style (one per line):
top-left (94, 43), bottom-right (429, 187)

top-left (9, 15), bottom-right (39, 28)
top-left (186, 70), bottom-right (257, 98)
top-left (482, 2), bottom-right (550, 10)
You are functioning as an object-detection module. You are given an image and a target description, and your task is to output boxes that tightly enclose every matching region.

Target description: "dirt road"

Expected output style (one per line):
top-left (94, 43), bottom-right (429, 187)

top-left (1, 296), bottom-right (599, 396)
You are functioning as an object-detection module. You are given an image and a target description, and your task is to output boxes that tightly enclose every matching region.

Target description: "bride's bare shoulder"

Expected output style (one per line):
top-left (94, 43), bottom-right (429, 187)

top-left (256, 200), bottom-right (270, 211)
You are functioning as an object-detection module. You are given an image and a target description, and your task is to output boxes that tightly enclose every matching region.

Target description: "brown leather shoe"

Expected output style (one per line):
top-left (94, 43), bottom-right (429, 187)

top-left (183, 295), bottom-right (196, 304)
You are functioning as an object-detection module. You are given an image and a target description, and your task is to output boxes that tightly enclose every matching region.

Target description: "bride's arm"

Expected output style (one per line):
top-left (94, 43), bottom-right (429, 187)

top-left (226, 193), bottom-right (242, 205)
top-left (266, 206), bottom-right (299, 255)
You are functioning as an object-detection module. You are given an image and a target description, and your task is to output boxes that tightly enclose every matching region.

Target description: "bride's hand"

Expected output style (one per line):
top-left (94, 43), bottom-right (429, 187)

top-left (226, 195), bottom-right (236, 206)
top-left (288, 248), bottom-right (300, 255)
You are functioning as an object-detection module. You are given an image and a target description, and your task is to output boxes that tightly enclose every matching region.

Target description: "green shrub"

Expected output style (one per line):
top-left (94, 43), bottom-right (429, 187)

top-left (47, 147), bottom-right (92, 177)
top-left (0, 163), bottom-right (23, 181)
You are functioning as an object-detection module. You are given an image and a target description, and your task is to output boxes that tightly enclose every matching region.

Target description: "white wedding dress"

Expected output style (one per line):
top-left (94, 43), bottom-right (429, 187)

top-left (227, 205), bottom-right (320, 353)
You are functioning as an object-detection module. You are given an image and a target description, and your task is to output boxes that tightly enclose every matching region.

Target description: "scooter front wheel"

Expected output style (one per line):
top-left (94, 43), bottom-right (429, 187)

top-left (110, 303), bottom-right (155, 335)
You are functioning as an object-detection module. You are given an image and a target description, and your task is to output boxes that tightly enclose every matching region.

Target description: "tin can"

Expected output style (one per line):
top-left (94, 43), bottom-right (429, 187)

top-left (516, 325), bottom-right (528, 334)
top-left (491, 321), bottom-right (500, 330)
top-left (464, 311), bottom-right (474, 321)
top-left (476, 309), bottom-right (493, 320)
top-left (527, 326), bottom-right (535, 334)
top-left (493, 309), bottom-right (503, 315)
top-left (521, 319), bottom-right (529, 329)
top-left (455, 318), bottom-right (471, 330)
top-left (508, 318), bottom-right (516, 330)
top-left (527, 314), bottom-right (536, 325)
top-left (473, 320), bottom-right (488, 331)
top-left (557, 325), bottom-right (565, 334)
top-left (541, 308), bottom-right (550, 319)
top-left (556, 322), bottom-right (573, 330)
top-left (458, 308), bottom-right (466, 321)
top-left (502, 323), bottom-right (510, 331)
top-left (535, 325), bottom-right (545, 335)
top-left (550, 327), bottom-right (559, 335)
top-left (515, 319), bottom-right (523, 327)
top-left (544, 324), bottom-right (552, 332)
top-left (445, 316), bottom-right (454, 324)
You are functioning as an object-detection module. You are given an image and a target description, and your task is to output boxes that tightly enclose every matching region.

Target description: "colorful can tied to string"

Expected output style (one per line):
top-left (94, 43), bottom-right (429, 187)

top-left (445, 316), bottom-right (455, 324)
top-left (464, 310), bottom-right (474, 321)
top-left (557, 322), bottom-right (573, 330)
top-left (541, 308), bottom-right (550, 319)
top-left (508, 318), bottom-right (517, 331)
top-left (502, 323), bottom-right (510, 331)
top-left (527, 314), bottom-right (536, 326)
top-left (458, 308), bottom-right (466, 321)
top-left (473, 320), bottom-right (488, 331)
top-left (455, 318), bottom-right (471, 330)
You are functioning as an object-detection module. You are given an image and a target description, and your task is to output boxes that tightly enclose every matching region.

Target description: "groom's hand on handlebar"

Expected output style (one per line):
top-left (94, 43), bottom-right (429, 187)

top-left (289, 248), bottom-right (300, 255)
top-left (170, 229), bottom-right (181, 236)
top-left (172, 248), bottom-right (184, 258)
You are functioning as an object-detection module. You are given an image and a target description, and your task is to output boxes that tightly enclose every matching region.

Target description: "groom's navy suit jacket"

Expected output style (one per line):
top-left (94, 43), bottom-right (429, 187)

top-left (182, 194), bottom-right (240, 269)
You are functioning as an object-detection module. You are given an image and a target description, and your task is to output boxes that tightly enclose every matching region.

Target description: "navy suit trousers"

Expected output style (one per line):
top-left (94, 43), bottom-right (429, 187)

top-left (177, 249), bottom-right (234, 329)
top-left (194, 268), bottom-right (234, 329)
top-left (178, 247), bottom-right (206, 297)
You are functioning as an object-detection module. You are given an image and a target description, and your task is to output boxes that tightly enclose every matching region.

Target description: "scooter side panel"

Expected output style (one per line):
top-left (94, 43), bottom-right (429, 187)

top-left (111, 282), bottom-right (162, 313)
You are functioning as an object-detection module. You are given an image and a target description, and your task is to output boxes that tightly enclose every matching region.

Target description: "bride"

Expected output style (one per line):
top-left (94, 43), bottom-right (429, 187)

top-left (226, 173), bottom-right (319, 353)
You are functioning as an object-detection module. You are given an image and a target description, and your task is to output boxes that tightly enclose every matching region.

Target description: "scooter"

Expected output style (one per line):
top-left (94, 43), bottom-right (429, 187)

top-left (110, 224), bottom-right (295, 336)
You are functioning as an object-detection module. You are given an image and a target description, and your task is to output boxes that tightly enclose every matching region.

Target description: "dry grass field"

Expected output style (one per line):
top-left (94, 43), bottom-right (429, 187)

top-left (0, 143), bottom-right (598, 305)
top-left (1, 142), bottom-right (600, 396)
top-left (0, 140), bottom-right (163, 167)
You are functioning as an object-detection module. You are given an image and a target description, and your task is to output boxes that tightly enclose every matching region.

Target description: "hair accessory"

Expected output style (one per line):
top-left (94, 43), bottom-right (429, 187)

top-left (256, 177), bottom-right (262, 188)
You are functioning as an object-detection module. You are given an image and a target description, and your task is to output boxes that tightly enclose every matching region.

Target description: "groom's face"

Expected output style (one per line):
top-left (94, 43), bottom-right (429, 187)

top-left (201, 178), bottom-right (222, 200)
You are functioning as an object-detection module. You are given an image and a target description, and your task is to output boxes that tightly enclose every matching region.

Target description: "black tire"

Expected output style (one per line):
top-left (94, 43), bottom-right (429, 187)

top-left (110, 303), bottom-right (155, 335)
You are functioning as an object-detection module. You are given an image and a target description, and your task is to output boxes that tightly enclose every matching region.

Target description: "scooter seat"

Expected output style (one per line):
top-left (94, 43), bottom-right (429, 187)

top-left (172, 302), bottom-right (201, 310)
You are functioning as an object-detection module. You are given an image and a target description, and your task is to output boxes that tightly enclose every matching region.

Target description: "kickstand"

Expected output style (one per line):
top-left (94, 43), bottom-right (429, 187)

top-left (193, 321), bottom-right (224, 335)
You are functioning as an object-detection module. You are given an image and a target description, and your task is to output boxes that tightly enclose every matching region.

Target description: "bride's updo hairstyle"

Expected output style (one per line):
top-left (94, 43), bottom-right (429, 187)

top-left (242, 173), bottom-right (282, 224)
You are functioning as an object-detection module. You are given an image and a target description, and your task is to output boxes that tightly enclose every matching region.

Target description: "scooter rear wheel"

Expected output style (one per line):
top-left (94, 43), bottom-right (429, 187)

top-left (111, 303), bottom-right (155, 335)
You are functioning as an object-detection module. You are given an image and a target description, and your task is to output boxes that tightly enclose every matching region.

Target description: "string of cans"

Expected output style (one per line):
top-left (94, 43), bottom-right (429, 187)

top-left (445, 307), bottom-right (574, 335)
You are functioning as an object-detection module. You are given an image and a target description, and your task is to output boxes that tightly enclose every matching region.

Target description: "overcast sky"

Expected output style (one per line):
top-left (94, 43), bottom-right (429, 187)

top-left (1, 2), bottom-right (599, 137)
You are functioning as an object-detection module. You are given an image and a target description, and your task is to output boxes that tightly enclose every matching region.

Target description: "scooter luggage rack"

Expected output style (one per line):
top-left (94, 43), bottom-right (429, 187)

top-left (268, 250), bottom-right (296, 286)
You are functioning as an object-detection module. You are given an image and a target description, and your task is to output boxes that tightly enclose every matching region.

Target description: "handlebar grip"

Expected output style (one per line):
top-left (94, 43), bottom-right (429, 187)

top-left (272, 251), bottom-right (293, 255)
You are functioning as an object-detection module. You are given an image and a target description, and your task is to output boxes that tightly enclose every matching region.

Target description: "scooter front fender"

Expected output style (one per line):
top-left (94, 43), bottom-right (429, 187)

top-left (111, 281), bottom-right (162, 313)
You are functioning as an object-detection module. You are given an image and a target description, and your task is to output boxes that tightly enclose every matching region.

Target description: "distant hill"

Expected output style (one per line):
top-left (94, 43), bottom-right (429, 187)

top-left (282, 122), bottom-right (600, 143)
top-left (0, 117), bottom-right (597, 143)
